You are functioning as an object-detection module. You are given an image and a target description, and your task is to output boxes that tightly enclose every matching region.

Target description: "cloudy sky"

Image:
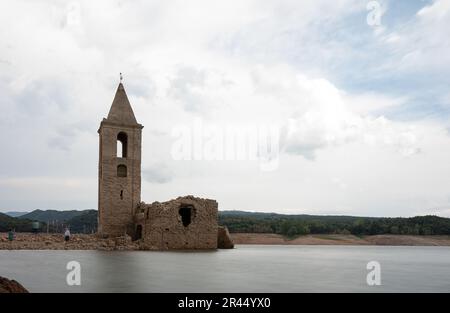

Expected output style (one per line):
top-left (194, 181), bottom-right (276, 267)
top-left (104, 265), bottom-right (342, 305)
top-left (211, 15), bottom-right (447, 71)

top-left (1, 0), bottom-right (450, 217)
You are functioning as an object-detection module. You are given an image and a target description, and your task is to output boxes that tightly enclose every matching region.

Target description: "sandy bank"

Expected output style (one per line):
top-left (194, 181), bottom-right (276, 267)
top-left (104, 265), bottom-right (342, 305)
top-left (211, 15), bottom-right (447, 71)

top-left (230, 233), bottom-right (450, 246)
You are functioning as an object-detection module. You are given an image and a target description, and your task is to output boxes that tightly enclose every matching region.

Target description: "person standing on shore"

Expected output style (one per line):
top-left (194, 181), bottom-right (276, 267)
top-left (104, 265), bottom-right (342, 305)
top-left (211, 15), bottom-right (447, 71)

top-left (64, 228), bottom-right (71, 242)
top-left (7, 229), bottom-right (14, 242)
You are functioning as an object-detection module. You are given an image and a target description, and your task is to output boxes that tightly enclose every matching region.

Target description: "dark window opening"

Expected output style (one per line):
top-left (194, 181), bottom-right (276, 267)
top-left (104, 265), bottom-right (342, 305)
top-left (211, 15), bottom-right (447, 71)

top-left (120, 190), bottom-right (123, 200)
top-left (117, 164), bottom-right (127, 177)
top-left (117, 132), bottom-right (128, 158)
top-left (179, 205), bottom-right (194, 227)
top-left (134, 225), bottom-right (142, 241)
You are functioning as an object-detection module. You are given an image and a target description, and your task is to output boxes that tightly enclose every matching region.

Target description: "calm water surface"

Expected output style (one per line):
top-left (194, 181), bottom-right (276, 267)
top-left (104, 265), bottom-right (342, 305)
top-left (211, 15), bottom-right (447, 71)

top-left (1, 245), bottom-right (449, 292)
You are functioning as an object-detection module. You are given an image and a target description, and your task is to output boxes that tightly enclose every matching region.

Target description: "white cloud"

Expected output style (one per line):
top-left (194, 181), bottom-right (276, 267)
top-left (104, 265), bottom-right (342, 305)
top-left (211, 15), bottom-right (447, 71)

top-left (378, 0), bottom-right (450, 73)
top-left (143, 163), bottom-right (174, 184)
top-left (0, 0), bottom-right (449, 217)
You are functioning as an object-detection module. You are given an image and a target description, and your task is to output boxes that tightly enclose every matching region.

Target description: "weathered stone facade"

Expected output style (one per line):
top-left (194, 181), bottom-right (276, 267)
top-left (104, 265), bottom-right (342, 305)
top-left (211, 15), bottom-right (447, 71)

top-left (217, 226), bottom-right (235, 249)
top-left (98, 83), bottom-right (143, 238)
top-left (135, 196), bottom-right (218, 250)
top-left (98, 82), bottom-right (233, 250)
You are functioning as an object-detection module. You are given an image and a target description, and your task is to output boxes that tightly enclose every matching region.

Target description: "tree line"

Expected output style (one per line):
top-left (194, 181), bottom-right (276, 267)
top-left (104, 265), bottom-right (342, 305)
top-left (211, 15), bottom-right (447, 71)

top-left (219, 212), bottom-right (450, 237)
top-left (3, 209), bottom-right (450, 237)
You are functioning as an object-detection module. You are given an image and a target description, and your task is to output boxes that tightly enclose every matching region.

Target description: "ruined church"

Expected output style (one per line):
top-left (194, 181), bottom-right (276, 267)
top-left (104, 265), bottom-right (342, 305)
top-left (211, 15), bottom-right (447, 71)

top-left (97, 81), bottom-right (233, 250)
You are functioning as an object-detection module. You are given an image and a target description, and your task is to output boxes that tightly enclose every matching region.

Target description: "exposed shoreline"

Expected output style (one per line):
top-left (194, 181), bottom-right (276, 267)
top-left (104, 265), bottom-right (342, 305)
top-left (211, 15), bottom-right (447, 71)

top-left (0, 233), bottom-right (138, 250)
top-left (231, 233), bottom-right (450, 246)
top-left (1, 232), bottom-right (450, 250)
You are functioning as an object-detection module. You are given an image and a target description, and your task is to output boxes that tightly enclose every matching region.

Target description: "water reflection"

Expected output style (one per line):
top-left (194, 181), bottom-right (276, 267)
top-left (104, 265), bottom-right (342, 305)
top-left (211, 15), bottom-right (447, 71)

top-left (1, 245), bottom-right (449, 292)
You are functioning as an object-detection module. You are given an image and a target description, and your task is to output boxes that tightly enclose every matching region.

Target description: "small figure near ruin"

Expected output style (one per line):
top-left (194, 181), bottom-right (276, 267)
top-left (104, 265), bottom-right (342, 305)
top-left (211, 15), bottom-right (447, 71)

top-left (8, 229), bottom-right (14, 242)
top-left (64, 228), bottom-right (71, 242)
top-left (97, 78), bottom-right (233, 250)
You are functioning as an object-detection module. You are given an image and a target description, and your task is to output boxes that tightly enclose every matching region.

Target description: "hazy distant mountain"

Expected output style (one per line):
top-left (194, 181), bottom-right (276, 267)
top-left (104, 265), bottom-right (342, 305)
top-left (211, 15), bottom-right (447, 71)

top-left (0, 210), bottom-right (97, 233)
top-left (2, 209), bottom-right (449, 236)
top-left (66, 210), bottom-right (97, 233)
top-left (0, 212), bottom-right (34, 232)
top-left (19, 209), bottom-right (87, 223)
top-left (219, 210), bottom-right (372, 221)
top-left (3, 211), bottom-right (29, 217)
top-left (219, 211), bottom-right (450, 236)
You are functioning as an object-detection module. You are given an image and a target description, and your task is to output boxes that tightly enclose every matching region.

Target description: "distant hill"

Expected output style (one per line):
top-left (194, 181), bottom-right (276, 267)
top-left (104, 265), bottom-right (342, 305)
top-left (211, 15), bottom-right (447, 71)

top-left (219, 211), bottom-right (450, 236)
top-left (0, 210), bottom-right (98, 234)
top-left (2, 209), bottom-right (450, 236)
top-left (65, 210), bottom-right (97, 233)
top-left (3, 211), bottom-right (29, 217)
top-left (0, 212), bottom-right (34, 232)
top-left (19, 209), bottom-right (86, 223)
top-left (219, 210), bottom-right (373, 221)
top-left (18, 209), bottom-right (98, 234)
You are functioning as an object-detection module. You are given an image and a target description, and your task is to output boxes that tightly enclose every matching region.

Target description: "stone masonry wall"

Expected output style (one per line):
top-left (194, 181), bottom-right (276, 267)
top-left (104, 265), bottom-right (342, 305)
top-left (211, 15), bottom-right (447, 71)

top-left (98, 122), bottom-right (142, 237)
top-left (136, 196), bottom-right (218, 250)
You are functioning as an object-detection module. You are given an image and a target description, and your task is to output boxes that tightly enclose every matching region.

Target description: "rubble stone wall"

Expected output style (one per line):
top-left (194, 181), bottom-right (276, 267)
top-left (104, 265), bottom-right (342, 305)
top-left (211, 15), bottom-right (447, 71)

top-left (217, 226), bottom-right (234, 249)
top-left (136, 196), bottom-right (218, 250)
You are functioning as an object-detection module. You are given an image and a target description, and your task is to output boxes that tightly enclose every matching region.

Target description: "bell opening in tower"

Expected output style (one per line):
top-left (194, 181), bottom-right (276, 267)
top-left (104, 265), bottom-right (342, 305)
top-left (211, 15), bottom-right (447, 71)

top-left (117, 132), bottom-right (128, 158)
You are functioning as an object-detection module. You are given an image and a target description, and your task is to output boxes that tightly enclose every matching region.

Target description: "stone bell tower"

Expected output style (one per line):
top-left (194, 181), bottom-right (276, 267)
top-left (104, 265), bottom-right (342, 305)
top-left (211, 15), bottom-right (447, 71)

top-left (98, 81), bottom-right (143, 237)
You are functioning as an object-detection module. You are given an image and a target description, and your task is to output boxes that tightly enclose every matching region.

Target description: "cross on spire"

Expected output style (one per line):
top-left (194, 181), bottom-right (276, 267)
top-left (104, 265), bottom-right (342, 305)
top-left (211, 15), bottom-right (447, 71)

top-left (120, 72), bottom-right (123, 83)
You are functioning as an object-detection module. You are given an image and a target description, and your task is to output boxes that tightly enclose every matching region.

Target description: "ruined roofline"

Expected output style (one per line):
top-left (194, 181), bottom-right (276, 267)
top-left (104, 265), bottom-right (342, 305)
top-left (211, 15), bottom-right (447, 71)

top-left (139, 195), bottom-right (218, 208)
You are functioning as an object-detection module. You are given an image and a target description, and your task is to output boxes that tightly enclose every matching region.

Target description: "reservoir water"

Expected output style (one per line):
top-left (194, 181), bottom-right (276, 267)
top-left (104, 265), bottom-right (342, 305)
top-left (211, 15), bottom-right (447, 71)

top-left (1, 245), bottom-right (449, 292)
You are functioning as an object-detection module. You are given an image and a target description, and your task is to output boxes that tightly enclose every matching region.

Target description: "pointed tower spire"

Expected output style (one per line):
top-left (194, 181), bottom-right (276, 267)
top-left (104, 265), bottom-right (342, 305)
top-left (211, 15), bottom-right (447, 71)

top-left (106, 82), bottom-right (139, 125)
top-left (98, 79), bottom-right (143, 237)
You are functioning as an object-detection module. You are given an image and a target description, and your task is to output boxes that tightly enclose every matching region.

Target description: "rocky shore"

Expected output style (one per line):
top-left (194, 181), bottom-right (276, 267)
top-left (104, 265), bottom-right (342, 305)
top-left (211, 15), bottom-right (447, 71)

top-left (2, 232), bottom-right (450, 250)
top-left (0, 233), bottom-right (139, 250)
top-left (0, 232), bottom-right (233, 250)
top-left (0, 276), bottom-right (28, 293)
